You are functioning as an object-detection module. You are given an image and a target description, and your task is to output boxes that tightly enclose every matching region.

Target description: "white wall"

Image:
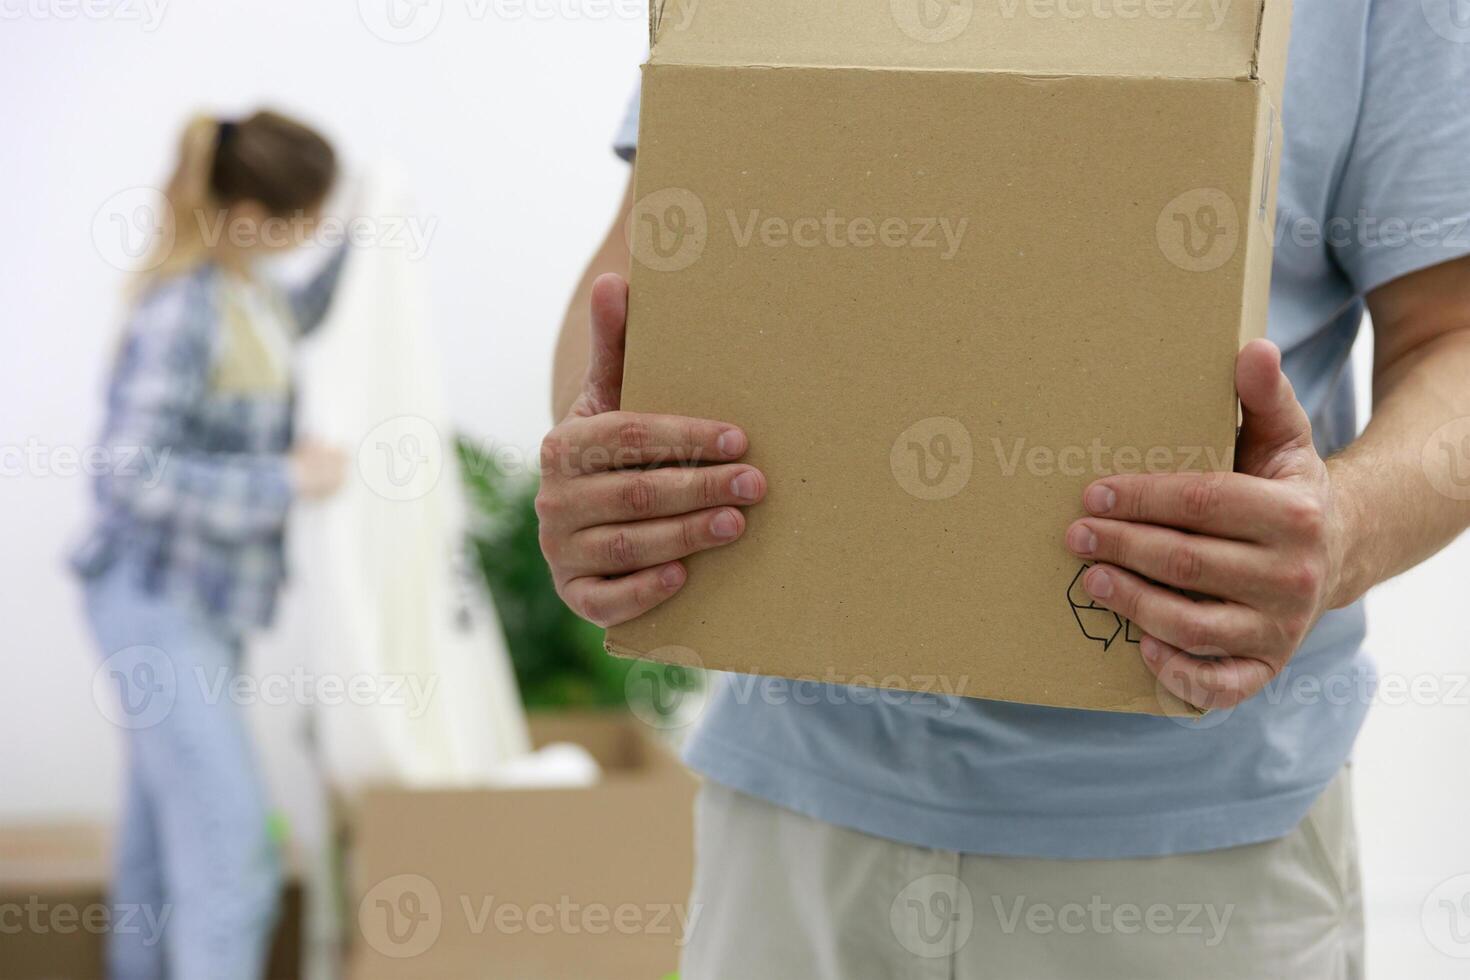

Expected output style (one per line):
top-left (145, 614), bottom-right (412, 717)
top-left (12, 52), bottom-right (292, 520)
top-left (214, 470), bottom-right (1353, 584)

top-left (1, 3), bottom-right (1467, 974)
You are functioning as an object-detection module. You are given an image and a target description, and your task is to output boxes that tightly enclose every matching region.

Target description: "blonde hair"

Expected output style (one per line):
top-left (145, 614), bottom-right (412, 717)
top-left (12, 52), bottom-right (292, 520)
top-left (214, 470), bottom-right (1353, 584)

top-left (138, 110), bottom-right (337, 289)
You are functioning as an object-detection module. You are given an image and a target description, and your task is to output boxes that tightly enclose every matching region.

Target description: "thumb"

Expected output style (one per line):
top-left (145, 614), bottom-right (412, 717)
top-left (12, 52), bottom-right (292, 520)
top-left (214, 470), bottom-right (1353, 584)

top-left (1235, 339), bottom-right (1314, 477)
top-left (571, 273), bottom-right (629, 419)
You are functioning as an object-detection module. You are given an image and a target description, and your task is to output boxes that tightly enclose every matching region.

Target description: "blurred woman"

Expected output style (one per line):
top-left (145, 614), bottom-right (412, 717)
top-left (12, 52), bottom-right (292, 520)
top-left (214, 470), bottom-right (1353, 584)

top-left (72, 110), bottom-right (349, 980)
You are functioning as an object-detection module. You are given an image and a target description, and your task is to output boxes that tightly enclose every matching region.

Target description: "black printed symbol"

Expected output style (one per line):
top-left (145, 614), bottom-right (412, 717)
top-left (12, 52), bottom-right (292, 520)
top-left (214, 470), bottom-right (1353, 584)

top-left (1067, 563), bottom-right (1142, 652)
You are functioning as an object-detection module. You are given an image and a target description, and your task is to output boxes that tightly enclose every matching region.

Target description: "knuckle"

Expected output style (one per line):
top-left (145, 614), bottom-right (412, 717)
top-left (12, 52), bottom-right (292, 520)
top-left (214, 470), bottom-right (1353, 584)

top-left (538, 432), bottom-right (571, 475)
top-left (679, 514), bottom-right (702, 554)
top-left (614, 416), bottom-right (653, 454)
top-left (536, 522), bottom-right (561, 562)
top-left (620, 476), bottom-right (658, 518)
top-left (1166, 543), bottom-right (1204, 587)
top-left (533, 489), bottom-right (561, 524)
top-left (579, 593), bottom-right (613, 629)
top-left (1283, 494), bottom-right (1326, 538)
top-left (1176, 615), bottom-right (1214, 654)
top-left (1281, 560), bottom-right (1322, 601)
top-left (1180, 479), bottom-right (1220, 523)
top-left (698, 469), bottom-right (724, 508)
top-left (604, 530), bottom-right (640, 569)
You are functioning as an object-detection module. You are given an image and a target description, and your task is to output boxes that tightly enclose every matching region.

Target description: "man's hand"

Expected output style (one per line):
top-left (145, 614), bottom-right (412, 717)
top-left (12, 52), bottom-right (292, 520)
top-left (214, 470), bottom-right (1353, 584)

top-left (537, 274), bottom-right (767, 628)
top-left (1064, 340), bottom-right (1349, 711)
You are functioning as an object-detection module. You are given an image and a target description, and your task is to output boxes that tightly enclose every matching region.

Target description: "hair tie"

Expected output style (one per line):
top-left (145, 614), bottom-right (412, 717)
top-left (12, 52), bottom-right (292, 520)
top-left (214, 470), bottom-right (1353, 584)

top-left (216, 120), bottom-right (238, 151)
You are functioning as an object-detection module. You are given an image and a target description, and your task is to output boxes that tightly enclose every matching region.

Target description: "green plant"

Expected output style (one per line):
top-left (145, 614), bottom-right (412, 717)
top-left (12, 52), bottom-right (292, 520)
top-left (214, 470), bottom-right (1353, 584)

top-left (458, 437), bottom-right (699, 713)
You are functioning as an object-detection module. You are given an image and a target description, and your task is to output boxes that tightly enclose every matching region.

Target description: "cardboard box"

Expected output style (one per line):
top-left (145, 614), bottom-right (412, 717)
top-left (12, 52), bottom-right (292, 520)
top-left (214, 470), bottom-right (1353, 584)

top-left (0, 824), bottom-right (302, 980)
top-left (608, 0), bottom-right (1291, 715)
top-left (348, 712), bottom-right (697, 979)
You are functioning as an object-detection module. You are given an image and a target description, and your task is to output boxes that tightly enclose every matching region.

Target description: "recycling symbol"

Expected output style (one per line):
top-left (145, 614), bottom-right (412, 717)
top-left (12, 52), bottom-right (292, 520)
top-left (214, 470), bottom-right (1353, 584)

top-left (1067, 563), bottom-right (1142, 651)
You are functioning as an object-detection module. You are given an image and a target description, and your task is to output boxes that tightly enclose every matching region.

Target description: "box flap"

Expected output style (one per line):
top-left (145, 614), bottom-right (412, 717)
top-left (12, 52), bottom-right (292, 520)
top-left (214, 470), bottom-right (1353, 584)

top-left (651, 0), bottom-right (1288, 82)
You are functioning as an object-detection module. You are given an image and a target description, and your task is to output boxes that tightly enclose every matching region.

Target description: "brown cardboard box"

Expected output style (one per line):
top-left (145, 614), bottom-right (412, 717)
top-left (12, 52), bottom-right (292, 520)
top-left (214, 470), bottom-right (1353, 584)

top-left (348, 712), bottom-right (697, 980)
top-left (0, 824), bottom-right (302, 980)
top-left (609, 0), bottom-right (1291, 715)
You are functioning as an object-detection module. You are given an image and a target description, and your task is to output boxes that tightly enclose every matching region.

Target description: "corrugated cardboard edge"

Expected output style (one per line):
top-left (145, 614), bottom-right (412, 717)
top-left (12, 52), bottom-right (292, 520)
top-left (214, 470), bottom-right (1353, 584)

top-left (607, 637), bottom-right (1206, 719)
top-left (1250, 0), bottom-right (1294, 105)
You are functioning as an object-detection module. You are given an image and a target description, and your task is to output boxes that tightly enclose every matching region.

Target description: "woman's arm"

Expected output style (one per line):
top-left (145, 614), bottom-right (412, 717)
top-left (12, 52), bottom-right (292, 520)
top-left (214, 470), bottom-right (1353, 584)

top-left (99, 276), bottom-right (295, 540)
top-left (286, 243), bottom-right (350, 337)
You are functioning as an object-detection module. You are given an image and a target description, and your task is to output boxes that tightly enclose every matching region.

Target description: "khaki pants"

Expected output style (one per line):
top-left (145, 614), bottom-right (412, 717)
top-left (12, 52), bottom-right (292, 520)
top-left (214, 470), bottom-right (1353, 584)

top-left (681, 771), bottom-right (1362, 980)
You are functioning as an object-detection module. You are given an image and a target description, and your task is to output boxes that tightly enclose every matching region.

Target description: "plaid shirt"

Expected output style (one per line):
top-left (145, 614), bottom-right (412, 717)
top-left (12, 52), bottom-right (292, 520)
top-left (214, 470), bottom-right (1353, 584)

top-left (72, 250), bottom-right (347, 631)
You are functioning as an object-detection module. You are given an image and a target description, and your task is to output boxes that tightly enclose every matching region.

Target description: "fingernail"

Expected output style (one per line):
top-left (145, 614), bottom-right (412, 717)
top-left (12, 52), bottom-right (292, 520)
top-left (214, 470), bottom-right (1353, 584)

top-left (1066, 523), bottom-right (1097, 556)
top-left (1085, 567), bottom-right (1113, 599)
top-left (660, 564), bottom-right (685, 589)
top-left (1140, 636), bottom-right (1165, 663)
top-left (710, 509), bottom-right (740, 539)
top-left (717, 429), bottom-right (746, 458)
top-left (1085, 484), bottom-right (1117, 515)
top-left (731, 471), bottom-right (761, 501)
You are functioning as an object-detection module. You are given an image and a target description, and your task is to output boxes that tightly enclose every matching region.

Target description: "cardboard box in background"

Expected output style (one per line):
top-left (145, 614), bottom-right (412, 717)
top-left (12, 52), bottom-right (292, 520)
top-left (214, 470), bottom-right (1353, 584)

top-left (610, 0), bottom-right (1291, 715)
top-left (0, 824), bottom-right (302, 980)
top-left (349, 712), bottom-right (697, 980)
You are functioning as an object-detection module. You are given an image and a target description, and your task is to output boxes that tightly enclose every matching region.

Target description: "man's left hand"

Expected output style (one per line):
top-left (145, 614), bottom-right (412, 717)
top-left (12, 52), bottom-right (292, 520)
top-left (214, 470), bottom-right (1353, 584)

top-left (1064, 339), bottom-right (1351, 711)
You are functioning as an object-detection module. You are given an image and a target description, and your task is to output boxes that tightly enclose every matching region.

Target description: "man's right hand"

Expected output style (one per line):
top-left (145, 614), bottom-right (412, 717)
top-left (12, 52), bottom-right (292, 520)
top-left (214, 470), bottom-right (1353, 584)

top-left (536, 274), bottom-right (767, 628)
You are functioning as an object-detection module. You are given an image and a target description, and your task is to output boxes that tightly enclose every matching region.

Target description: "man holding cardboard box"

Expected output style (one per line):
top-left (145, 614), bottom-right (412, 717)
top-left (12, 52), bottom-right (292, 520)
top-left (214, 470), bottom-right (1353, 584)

top-left (539, 0), bottom-right (1470, 975)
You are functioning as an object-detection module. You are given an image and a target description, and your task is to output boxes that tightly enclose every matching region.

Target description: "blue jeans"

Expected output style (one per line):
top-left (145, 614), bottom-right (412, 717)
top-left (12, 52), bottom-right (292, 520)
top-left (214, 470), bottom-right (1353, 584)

top-left (84, 564), bottom-right (281, 980)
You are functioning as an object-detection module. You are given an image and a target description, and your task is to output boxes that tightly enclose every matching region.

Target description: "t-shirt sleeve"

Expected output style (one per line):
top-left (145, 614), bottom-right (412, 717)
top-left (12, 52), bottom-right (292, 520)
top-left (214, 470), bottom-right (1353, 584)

top-left (1330, 1), bottom-right (1470, 294)
top-left (613, 86), bottom-right (640, 163)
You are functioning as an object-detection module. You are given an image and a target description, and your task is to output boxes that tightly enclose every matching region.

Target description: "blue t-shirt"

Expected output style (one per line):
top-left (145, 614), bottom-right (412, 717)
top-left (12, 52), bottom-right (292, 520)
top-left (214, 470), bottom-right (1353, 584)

top-left (613, 0), bottom-right (1470, 858)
